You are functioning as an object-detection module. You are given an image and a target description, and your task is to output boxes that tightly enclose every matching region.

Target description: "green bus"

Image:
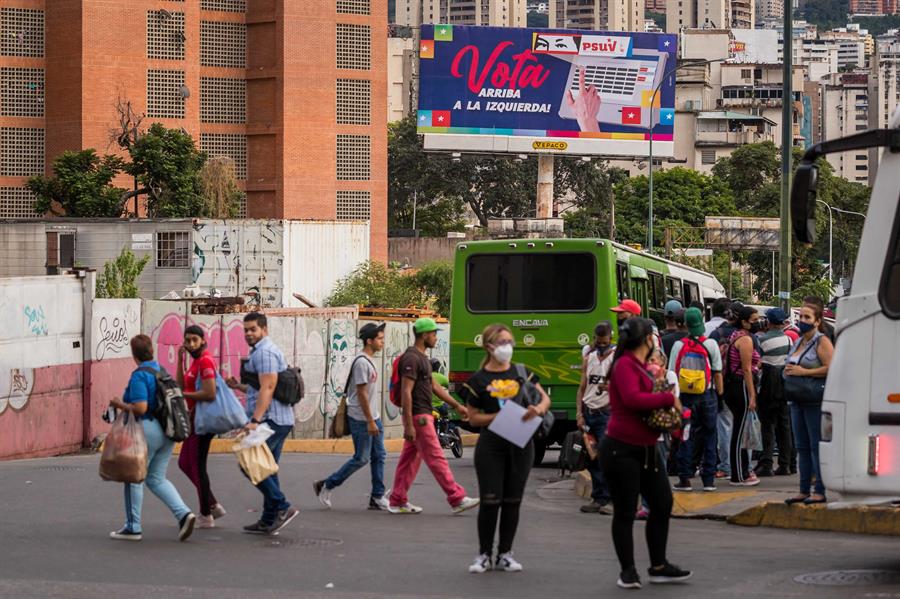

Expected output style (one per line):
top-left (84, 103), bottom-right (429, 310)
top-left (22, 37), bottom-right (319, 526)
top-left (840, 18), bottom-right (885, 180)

top-left (448, 238), bottom-right (726, 464)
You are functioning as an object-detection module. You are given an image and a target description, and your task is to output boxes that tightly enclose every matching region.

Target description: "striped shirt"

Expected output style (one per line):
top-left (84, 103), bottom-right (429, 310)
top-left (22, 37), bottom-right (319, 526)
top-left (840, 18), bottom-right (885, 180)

top-left (245, 336), bottom-right (294, 427)
top-left (758, 329), bottom-right (791, 368)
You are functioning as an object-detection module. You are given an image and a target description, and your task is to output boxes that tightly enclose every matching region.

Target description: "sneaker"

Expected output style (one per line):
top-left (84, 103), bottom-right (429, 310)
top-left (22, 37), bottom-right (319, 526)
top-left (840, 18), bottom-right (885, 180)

top-left (388, 503), bottom-right (423, 514)
top-left (196, 514), bottom-right (215, 529)
top-left (729, 478), bottom-right (761, 487)
top-left (580, 501), bottom-right (606, 513)
top-left (648, 562), bottom-right (692, 584)
top-left (109, 528), bottom-right (142, 542)
top-left (269, 507), bottom-right (300, 534)
top-left (673, 479), bottom-right (692, 492)
top-left (452, 496), bottom-right (480, 514)
top-left (210, 503), bottom-right (227, 519)
top-left (755, 466), bottom-right (775, 477)
top-left (468, 553), bottom-right (492, 573)
top-left (636, 508), bottom-right (649, 521)
top-left (495, 552), bottom-right (523, 572)
top-left (715, 470), bottom-right (729, 479)
top-left (314, 480), bottom-right (333, 509)
top-left (243, 520), bottom-right (271, 535)
top-left (617, 567), bottom-right (642, 589)
top-left (773, 466), bottom-right (792, 476)
top-left (178, 513), bottom-right (196, 542)
top-left (369, 495), bottom-right (390, 511)
top-left (702, 483), bottom-right (717, 492)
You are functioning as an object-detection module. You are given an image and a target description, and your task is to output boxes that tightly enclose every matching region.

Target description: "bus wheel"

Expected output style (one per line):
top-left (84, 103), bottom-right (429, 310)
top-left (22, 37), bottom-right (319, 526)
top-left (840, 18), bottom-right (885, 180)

top-left (533, 440), bottom-right (547, 466)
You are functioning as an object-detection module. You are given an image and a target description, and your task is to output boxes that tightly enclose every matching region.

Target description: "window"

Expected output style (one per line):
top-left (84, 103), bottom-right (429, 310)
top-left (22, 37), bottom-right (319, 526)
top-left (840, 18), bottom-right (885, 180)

top-left (880, 197), bottom-right (900, 318)
top-left (0, 186), bottom-right (40, 218)
top-left (147, 70), bottom-right (186, 118)
top-left (466, 253), bottom-right (596, 312)
top-left (1, 127), bottom-right (43, 176)
top-left (336, 24), bottom-right (371, 70)
top-left (740, 69), bottom-right (752, 79)
top-left (1, 8), bottom-right (44, 58)
top-left (648, 271), bottom-right (665, 310)
top-left (156, 231), bottom-right (191, 268)
top-left (147, 10), bottom-right (185, 60)
top-left (336, 134), bottom-right (370, 180)
top-left (682, 281), bottom-right (700, 307)
top-left (200, 133), bottom-right (247, 179)
top-left (616, 262), bottom-right (630, 301)
top-left (200, 77), bottom-right (246, 123)
top-left (666, 277), bottom-right (682, 301)
top-left (201, 21), bottom-right (246, 68)
top-left (336, 79), bottom-right (371, 125)
top-left (701, 149), bottom-right (717, 165)
top-left (336, 190), bottom-right (371, 220)
top-left (201, 0), bottom-right (247, 12)
top-left (337, 0), bottom-right (370, 15)
top-left (1, 67), bottom-right (43, 117)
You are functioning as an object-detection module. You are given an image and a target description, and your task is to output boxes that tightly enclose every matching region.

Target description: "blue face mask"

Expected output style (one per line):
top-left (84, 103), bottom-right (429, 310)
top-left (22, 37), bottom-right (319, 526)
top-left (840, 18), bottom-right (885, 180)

top-left (797, 321), bottom-right (816, 335)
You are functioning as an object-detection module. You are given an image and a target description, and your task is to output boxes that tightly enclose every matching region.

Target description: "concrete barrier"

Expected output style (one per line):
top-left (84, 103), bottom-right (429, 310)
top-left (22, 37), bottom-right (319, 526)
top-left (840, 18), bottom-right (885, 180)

top-left (728, 502), bottom-right (900, 536)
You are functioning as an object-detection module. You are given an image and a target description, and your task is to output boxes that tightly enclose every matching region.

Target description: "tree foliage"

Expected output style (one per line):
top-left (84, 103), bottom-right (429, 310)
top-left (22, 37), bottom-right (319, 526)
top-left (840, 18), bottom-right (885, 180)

top-left (413, 260), bottom-right (454, 316)
top-left (199, 156), bottom-right (243, 218)
top-left (95, 248), bottom-right (150, 299)
top-left (325, 260), bottom-right (454, 316)
top-left (27, 150), bottom-right (126, 217)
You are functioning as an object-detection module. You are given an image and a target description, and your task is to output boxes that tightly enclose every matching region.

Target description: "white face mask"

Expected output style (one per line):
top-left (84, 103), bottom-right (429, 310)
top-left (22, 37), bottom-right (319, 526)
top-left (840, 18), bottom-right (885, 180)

top-left (492, 343), bottom-right (514, 363)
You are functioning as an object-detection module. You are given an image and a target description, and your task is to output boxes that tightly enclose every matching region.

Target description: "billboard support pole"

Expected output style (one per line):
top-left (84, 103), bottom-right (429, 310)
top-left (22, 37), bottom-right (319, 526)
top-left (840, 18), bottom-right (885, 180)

top-left (779, 0), bottom-right (793, 312)
top-left (537, 154), bottom-right (554, 218)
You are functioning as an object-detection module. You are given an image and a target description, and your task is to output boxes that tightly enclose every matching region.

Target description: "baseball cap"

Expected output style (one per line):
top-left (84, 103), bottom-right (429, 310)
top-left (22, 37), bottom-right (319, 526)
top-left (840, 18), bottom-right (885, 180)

top-left (413, 317), bottom-right (441, 334)
top-left (684, 307), bottom-right (705, 337)
top-left (664, 299), bottom-right (684, 318)
top-left (611, 299), bottom-right (642, 315)
top-left (765, 307), bottom-right (787, 325)
top-left (359, 322), bottom-right (386, 341)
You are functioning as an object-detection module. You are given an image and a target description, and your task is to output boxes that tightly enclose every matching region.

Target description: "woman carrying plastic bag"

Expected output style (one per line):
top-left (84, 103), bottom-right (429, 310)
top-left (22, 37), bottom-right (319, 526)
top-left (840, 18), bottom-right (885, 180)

top-left (99, 411), bottom-right (148, 484)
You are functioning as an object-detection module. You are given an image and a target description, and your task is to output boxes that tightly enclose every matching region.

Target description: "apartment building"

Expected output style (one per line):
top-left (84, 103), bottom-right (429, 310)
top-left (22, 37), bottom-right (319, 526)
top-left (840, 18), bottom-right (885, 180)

top-left (778, 37), bottom-right (840, 82)
top-left (548, 0), bottom-right (644, 32)
top-left (821, 72), bottom-right (871, 183)
top-left (395, 0), bottom-right (527, 26)
top-left (756, 0), bottom-right (782, 20)
top-left (666, 0), bottom-right (753, 32)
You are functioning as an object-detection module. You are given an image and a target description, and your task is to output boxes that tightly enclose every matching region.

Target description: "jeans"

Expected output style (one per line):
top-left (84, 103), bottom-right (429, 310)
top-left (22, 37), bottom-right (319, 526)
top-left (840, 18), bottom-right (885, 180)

top-left (390, 414), bottom-right (466, 507)
top-left (790, 402), bottom-right (825, 496)
top-left (177, 432), bottom-right (217, 516)
top-left (475, 430), bottom-right (534, 556)
top-left (256, 420), bottom-right (293, 526)
top-left (324, 417), bottom-right (387, 498)
top-left (717, 402), bottom-right (733, 473)
top-left (583, 407), bottom-right (611, 504)
top-left (676, 391), bottom-right (718, 486)
top-left (122, 418), bottom-right (191, 533)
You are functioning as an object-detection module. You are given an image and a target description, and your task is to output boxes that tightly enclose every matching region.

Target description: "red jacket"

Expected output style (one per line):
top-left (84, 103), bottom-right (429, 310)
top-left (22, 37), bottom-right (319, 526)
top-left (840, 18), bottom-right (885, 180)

top-left (606, 352), bottom-right (676, 447)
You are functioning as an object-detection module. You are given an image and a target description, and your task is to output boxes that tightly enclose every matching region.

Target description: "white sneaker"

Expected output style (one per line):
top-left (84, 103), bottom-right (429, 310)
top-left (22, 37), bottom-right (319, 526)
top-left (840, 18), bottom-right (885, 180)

top-left (319, 487), bottom-right (333, 509)
top-left (387, 503), bottom-right (423, 514)
top-left (369, 495), bottom-right (390, 511)
top-left (495, 552), bottom-right (523, 572)
top-left (196, 514), bottom-right (215, 529)
top-left (210, 503), bottom-right (227, 519)
top-left (452, 496), bottom-right (480, 514)
top-left (109, 528), bottom-right (142, 542)
top-left (468, 553), bottom-right (492, 573)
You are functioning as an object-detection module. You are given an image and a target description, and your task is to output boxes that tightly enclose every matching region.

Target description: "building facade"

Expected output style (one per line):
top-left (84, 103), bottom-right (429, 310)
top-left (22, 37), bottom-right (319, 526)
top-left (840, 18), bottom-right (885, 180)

top-left (666, 0), bottom-right (753, 32)
top-left (548, 0), bottom-right (644, 31)
top-left (395, 0), bottom-right (527, 26)
top-left (0, 1), bottom-right (387, 260)
top-left (820, 72), bottom-right (871, 183)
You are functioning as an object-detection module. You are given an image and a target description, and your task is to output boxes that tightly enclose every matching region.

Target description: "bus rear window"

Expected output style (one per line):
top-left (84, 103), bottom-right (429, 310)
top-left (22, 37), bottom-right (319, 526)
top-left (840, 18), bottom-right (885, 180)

top-left (466, 253), bottom-right (596, 312)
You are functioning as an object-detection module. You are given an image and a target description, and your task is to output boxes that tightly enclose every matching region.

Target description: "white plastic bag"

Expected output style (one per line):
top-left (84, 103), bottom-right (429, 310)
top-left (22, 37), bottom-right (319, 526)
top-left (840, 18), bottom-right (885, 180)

top-left (741, 411), bottom-right (763, 452)
top-left (237, 423), bottom-right (274, 449)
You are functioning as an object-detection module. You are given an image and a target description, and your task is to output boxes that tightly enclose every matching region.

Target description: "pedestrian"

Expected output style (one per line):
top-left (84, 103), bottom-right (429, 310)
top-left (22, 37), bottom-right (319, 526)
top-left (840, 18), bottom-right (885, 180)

top-left (754, 308), bottom-right (794, 478)
top-left (704, 297), bottom-right (731, 337)
top-left (225, 312), bottom-right (300, 534)
top-left (583, 321), bottom-right (613, 358)
top-left (388, 318), bottom-right (480, 515)
top-left (708, 300), bottom-right (737, 479)
top-left (611, 299), bottom-right (643, 326)
top-left (576, 321), bottom-right (615, 514)
top-left (669, 307), bottom-right (723, 493)
top-left (803, 296), bottom-right (836, 344)
top-left (601, 317), bottom-right (691, 589)
top-left (314, 323), bottom-right (390, 511)
top-left (431, 358), bottom-right (451, 419)
top-left (784, 303), bottom-right (834, 506)
top-left (176, 325), bottom-right (226, 528)
top-left (723, 306), bottom-right (762, 487)
top-left (460, 324), bottom-right (552, 573)
top-left (660, 300), bottom-right (687, 358)
top-left (108, 334), bottom-right (196, 542)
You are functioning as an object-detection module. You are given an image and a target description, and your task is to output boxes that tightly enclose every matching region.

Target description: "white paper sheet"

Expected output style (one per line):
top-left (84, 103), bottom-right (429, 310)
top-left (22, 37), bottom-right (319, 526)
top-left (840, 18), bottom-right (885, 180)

top-left (487, 400), bottom-right (541, 448)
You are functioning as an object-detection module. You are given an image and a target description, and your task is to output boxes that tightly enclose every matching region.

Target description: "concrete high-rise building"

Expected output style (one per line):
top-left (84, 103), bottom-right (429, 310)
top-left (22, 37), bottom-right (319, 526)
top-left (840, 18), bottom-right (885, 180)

top-left (666, 0), bottom-right (754, 32)
top-left (0, 0), bottom-right (388, 260)
top-left (756, 0), bottom-right (782, 20)
top-left (731, 0), bottom-right (754, 28)
top-left (395, 0), bottom-right (527, 26)
top-left (549, 0), bottom-right (644, 31)
top-left (645, 0), bottom-right (668, 11)
top-left (821, 72), bottom-right (871, 183)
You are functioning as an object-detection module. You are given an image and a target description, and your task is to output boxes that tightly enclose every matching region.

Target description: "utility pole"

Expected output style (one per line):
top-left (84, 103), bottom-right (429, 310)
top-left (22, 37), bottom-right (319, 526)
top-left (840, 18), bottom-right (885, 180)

top-left (778, 0), bottom-right (793, 312)
top-left (536, 155), bottom-right (554, 218)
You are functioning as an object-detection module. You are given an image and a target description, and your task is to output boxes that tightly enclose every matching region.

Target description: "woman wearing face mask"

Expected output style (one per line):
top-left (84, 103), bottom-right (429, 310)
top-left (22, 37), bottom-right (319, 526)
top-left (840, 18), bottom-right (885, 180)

top-left (724, 306), bottom-right (762, 487)
top-left (602, 317), bottom-right (689, 589)
top-left (784, 303), bottom-right (833, 505)
top-left (176, 325), bottom-right (226, 528)
top-left (459, 324), bottom-right (551, 574)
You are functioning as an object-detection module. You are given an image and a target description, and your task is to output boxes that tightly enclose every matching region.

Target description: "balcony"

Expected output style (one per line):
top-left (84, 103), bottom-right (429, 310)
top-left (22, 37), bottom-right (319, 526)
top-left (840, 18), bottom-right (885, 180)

top-left (695, 130), bottom-right (773, 146)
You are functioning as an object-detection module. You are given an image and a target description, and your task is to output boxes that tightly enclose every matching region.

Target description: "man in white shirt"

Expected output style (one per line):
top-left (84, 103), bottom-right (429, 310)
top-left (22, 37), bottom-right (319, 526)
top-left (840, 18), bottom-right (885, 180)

top-left (704, 298), bottom-right (732, 337)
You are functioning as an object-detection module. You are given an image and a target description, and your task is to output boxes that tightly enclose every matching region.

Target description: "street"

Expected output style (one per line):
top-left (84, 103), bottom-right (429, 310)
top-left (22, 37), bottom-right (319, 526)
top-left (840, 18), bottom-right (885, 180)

top-left (1, 450), bottom-right (899, 599)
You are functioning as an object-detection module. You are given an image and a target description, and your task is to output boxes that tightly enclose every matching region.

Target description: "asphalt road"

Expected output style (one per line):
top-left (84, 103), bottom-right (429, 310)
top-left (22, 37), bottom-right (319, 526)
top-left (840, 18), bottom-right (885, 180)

top-left (1, 449), bottom-right (899, 598)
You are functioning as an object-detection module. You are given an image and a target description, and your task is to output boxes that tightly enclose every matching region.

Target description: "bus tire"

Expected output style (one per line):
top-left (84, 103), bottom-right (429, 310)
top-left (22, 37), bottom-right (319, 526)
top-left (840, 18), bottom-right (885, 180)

top-left (533, 440), bottom-right (547, 466)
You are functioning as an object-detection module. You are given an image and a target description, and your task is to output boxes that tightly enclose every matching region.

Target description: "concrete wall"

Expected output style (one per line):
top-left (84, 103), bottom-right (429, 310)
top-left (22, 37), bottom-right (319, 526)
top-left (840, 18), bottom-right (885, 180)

top-left (388, 237), bottom-right (459, 268)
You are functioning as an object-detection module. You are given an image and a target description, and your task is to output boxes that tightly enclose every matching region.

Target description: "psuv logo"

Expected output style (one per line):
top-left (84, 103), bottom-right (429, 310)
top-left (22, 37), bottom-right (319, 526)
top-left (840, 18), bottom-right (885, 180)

top-left (513, 319), bottom-right (549, 328)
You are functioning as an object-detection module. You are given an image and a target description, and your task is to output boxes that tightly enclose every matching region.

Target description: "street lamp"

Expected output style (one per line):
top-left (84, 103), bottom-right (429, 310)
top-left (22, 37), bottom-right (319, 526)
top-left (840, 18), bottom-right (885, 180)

top-left (815, 200), bottom-right (866, 283)
top-left (648, 57), bottom-right (729, 254)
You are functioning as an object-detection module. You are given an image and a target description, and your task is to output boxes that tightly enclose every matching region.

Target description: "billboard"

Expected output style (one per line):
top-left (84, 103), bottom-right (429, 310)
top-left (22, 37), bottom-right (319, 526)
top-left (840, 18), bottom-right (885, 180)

top-left (417, 24), bottom-right (678, 157)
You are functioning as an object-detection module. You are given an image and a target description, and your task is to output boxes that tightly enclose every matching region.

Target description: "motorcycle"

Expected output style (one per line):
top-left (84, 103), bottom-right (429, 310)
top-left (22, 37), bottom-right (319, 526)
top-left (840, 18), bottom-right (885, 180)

top-left (433, 407), bottom-right (463, 459)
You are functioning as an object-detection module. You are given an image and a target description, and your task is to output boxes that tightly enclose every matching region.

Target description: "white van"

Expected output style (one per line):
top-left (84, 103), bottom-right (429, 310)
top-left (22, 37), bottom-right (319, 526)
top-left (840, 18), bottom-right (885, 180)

top-left (791, 117), bottom-right (900, 503)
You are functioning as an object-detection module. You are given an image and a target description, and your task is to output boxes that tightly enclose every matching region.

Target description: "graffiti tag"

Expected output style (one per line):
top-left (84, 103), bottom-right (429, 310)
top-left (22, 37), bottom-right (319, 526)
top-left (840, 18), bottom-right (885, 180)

top-left (24, 305), bottom-right (48, 336)
top-left (95, 316), bottom-right (129, 361)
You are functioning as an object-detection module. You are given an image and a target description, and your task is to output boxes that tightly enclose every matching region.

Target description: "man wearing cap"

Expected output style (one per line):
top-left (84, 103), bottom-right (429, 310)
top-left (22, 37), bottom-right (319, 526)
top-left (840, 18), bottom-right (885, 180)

top-left (576, 321), bottom-right (614, 514)
top-left (755, 308), bottom-right (794, 477)
top-left (661, 299), bottom-right (688, 358)
top-left (610, 299), bottom-right (642, 324)
top-left (668, 307), bottom-right (724, 492)
top-left (388, 318), bottom-right (479, 515)
top-left (314, 323), bottom-right (390, 510)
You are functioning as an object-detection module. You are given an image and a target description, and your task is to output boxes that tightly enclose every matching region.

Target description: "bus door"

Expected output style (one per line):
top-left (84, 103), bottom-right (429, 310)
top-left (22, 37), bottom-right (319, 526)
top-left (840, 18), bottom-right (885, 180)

top-left (630, 265), bottom-right (649, 316)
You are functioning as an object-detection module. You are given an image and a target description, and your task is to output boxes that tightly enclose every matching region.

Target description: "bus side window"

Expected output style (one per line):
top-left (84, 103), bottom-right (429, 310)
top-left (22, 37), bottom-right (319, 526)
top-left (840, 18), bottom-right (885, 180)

top-left (666, 277), bottom-right (682, 302)
top-left (649, 272), bottom-right (665, 309)
top-left (616, 262), bottom-right (630, 300)
top-left (682, 281), bottom-right (700, 307)
top-left (880, 200), bottom-right (900, 318)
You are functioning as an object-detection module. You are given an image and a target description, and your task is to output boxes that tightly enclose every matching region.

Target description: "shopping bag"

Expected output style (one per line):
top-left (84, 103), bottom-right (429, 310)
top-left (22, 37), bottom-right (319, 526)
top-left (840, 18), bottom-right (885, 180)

top-left (194, 373), bottom-right (249, 435)
top-left (99, 411), bottom-right (148, 483)
top-left (329, 397), bottom-right (350, 438)
top-left (741, 411), bottom-right (763, 452)
top-left (233, 433), bottom-right (279, 485)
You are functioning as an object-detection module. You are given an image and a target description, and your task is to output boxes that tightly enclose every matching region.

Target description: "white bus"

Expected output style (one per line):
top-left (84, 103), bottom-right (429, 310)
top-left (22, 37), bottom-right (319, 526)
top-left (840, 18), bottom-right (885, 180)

top-left (791, 115), bottom-right (900, 503)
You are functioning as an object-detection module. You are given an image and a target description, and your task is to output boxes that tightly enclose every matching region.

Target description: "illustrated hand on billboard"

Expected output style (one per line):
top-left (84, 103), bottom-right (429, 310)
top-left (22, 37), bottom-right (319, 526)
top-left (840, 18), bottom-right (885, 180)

top-left (564, 67), bottom-right (601, 133)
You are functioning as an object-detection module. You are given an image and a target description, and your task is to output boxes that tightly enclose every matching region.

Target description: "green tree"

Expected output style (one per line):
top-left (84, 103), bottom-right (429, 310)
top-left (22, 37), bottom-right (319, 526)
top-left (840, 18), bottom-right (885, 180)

top-left (27, 150), bottom-right (126, 217)
top-left (95, 248), bottom-right (151, 299)
top-left (561, 163), bottom-right (628, 239)
top-left (199, 156), bottom-right (243, 218)
top-left (413, 260), bottom-right (453, 316)
top-left (527, 11), bottom-right (549, 27)
top-left (325, 261), bottom-right (424, 309)
top-left (712, 141), bottom-right (781, 212)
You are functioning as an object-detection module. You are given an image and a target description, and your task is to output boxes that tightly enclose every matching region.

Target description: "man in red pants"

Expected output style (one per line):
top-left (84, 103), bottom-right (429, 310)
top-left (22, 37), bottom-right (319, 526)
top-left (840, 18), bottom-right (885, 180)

top-left (388, 318), bottom-right (479, 515)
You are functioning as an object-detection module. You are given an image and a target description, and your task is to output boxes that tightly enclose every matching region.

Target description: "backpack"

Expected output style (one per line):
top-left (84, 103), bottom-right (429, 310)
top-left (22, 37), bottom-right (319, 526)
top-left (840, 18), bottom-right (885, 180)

top-left (240, 360), bottom-right (305, 406)
top-left (388, 355), bottom-right (403, 407)
top-left (559, 430), bottom-right (588, 475)
top-left (139, 366), bottom-right (191, 442)
top-left (675, 336), bottom-right (711, 395)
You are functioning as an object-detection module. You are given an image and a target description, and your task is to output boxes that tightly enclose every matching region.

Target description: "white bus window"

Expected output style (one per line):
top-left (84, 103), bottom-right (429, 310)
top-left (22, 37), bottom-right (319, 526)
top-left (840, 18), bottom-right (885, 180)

top-left (466, 253), bottom-right (596, 313)
top-left (880, 205), bottom-right (900, 318)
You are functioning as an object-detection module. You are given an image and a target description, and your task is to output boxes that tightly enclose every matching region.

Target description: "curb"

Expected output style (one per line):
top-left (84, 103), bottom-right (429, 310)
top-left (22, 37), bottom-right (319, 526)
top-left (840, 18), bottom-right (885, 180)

top-left (173, 433), bottom-right (479, 455)
top-left (728, 501), bottom-right (900, 536)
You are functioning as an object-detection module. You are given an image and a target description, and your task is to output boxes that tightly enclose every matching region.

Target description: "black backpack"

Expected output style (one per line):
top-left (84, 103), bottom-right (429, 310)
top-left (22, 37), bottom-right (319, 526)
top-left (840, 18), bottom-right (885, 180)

top-left (240, 361), bottom-right (306, 406)
top-left (559, 430), bottom-right (589, 475)
top-left (139, 366), bottom-right (191, 442)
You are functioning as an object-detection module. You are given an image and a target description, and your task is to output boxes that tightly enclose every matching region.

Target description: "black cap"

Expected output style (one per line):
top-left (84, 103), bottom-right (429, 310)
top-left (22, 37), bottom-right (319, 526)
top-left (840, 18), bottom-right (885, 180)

top-left (359, 323), bottom-right (386, 341)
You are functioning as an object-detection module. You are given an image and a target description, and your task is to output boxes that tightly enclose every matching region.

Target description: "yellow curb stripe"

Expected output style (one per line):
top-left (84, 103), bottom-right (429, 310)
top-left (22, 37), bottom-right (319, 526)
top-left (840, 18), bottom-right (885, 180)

top-left (728, 502), bottom-right (900, 536)
top-left (172, 433), bottom-right (479, 455)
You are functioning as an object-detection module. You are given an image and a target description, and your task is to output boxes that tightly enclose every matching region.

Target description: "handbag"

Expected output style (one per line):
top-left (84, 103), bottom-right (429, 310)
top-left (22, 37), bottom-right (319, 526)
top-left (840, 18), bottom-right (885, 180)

top-left (513, 364), bottom-right (554, 441)
top-left (640, 368), bottom-right (682, 432)
top-left (194, 373), bottom-right (250, 435)
top-left (783, 336), bottom-right (826, 405)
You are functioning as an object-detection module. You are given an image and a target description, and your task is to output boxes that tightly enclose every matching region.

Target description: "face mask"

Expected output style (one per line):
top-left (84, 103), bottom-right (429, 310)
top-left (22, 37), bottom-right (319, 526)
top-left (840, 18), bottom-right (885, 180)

top-left (596, 344), bottom-right (611, 355)
top-left (748, 321), bottom-right (762, 334)
top-left (492, 344), bottom-right (514, 363)
top-left (797, 321), bottom-right (816, 335)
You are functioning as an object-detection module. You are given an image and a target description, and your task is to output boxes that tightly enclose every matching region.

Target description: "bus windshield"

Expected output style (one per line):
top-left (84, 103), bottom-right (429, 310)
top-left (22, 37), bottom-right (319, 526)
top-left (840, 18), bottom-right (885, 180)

top-left (466, 253), bottom-right (596, 313)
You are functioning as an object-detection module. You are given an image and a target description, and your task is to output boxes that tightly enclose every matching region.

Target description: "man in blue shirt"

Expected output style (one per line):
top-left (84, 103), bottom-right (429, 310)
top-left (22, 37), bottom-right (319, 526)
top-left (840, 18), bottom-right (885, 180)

top-left (227, 312), bottom-right (299, 534)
